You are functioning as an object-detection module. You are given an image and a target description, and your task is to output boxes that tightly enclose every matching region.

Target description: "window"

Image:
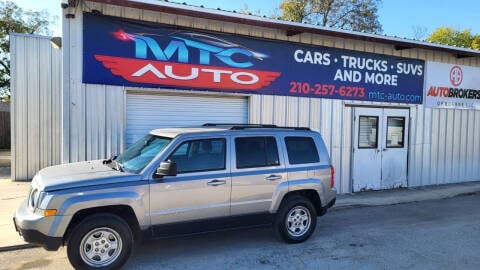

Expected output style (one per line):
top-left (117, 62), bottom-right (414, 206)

top-left (386, 117), bottom-right (405, 148)
top-left (116, 135), bottom-right (172, 173)
top-left (285, 136), bottom-right (319, 164)
top-left (235, 137), bottom-right (279, 169)
top-left (358, 116), bottom-right (378, 148)
top-left (167, 138), bottom-right (226, 173)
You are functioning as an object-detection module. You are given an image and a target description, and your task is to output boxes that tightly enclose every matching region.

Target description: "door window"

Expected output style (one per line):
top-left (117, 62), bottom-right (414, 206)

top-left (168, 138), bottom-right (226, 173)
top-left (284, 136), bottom-right (319, 164)
top-left (235, 137), bottom-right (279, 169)
top-left (386, 117), bottom-right (405, 148)
top-left (358, 116), bottom-right (379, 148)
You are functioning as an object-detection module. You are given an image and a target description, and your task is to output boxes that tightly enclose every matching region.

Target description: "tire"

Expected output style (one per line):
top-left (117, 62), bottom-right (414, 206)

top-left (276, 195), bottom-right (317, 243)
top-left (66, 214), bottom-right (133, 270)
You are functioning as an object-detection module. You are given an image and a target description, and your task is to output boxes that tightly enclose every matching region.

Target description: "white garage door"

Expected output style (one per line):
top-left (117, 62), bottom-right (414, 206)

top-left (126, 92), bottom-right (248, 146)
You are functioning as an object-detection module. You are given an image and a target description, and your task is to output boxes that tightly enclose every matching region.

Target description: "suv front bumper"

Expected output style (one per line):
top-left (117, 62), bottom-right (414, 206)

top-left (13, 200), bottom-right (63, 251)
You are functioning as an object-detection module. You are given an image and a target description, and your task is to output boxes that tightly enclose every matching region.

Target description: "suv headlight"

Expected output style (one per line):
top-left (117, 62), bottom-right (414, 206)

top-left (28, 189), bottom-right (57, 216)
top-left (28, 188), bottom-right (40, 209)
top-left (27, 175), bottom-right (57, 216)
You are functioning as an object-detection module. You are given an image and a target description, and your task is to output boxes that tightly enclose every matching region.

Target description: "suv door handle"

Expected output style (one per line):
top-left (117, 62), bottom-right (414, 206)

top-left (265, 175), bottom-right (282, 181)
top-left (207, 179), bottom-right (226, 186)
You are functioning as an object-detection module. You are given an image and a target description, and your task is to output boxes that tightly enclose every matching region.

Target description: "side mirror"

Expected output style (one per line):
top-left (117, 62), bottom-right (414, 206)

top-left (155, 161), bottom-right (177, 177)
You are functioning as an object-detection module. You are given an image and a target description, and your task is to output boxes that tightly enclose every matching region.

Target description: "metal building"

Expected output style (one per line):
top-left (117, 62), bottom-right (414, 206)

top-left (10, 0), bottom-right (480, 194)
top-left (10, 34), bottom-right (62, 180)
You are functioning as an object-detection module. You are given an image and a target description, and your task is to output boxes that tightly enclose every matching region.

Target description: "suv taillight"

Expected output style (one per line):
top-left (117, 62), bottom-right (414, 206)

top-left (330, 165), bottom-right (335, 188)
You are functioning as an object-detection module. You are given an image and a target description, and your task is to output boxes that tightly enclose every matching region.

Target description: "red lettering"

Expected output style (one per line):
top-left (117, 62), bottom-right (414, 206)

top-left (427, 86), bottom-right (438, 97)
top-left (440, 87), bottom-right (450, 97)
top-left (428, 86), bottom-right (451, 97)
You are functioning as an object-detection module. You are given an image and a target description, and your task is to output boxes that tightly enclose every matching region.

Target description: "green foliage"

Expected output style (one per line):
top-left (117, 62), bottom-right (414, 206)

top-left (473, 36), bottom-right (480, 50)
top-left (0, 1), bottom-right (53, 102)
top-left (279, 0), bottom-right (382, 34)
top-left (427, 27), bottom-right (480, 50)
top-left (279, 0), bottom-right (309, 22)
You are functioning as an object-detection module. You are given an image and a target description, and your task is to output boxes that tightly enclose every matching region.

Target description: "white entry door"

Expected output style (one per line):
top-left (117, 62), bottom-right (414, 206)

top-left (352, 107), bottom-right (409, 192)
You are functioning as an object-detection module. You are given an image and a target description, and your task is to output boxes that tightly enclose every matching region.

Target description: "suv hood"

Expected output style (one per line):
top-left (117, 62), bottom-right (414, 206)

top-left (35, 160), bottom-right (143, 192)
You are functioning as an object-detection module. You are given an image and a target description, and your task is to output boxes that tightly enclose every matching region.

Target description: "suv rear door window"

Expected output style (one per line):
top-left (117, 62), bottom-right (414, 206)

top-left (235, 137), bottom-right (279, 169)
top-left (285, 136), bottom-right (319, 164)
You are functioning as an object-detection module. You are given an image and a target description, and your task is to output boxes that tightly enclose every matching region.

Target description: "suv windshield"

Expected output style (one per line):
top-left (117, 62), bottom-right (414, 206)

top-left (116, 134), bottom-right (172, 173)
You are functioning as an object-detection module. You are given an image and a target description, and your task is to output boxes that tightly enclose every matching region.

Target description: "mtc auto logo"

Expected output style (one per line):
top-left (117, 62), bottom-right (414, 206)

top-left (94, 29), bottom-right (281, 90)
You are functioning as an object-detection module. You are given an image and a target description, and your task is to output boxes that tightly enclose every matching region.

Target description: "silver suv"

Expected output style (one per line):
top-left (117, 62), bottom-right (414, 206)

top-left (14, 124), bottom-right (336, 269)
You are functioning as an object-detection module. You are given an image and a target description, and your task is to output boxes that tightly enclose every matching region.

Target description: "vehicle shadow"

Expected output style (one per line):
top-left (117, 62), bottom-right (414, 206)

top-left (124, 225), bottom-right (317, 270)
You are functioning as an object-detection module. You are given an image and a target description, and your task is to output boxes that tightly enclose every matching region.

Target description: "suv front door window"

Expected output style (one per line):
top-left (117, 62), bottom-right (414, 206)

top-left (169, 138), bottom-right (226, 173)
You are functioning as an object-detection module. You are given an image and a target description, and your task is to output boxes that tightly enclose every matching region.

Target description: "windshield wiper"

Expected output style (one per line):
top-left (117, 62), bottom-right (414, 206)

top-left (102, 155), bottom-right (118, 164)
top-left (113, 160), bottom-right (124, 172)
top-left (103, 155), bottom-right (124, 172)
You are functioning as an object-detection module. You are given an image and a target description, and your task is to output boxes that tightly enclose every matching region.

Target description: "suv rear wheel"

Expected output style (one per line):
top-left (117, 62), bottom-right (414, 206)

top-left (66, 214), bottom-right (133, 270)
top-left (276, 195), bottom-right (317, 243)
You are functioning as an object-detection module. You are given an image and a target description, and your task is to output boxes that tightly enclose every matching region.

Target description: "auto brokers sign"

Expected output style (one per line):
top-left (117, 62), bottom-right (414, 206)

top-left (425, 61), bottom-right (480, 110)
top-left (83, 13), bottom-right (424, 104)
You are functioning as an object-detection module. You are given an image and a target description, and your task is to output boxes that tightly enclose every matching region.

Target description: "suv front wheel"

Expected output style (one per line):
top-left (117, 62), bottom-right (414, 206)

top-left (276, 195), bottom-right (317, 243)
top-left (66, 213), bottom-right (133, 270)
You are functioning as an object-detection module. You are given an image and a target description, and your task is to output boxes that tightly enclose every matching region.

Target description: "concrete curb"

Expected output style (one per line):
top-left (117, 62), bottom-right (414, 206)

top-left (332, 181), bottom-right (480, 210)
top-left (331, 190), bottom-right (480, 211)
top-left (0, 244), bottom-right (39, 253)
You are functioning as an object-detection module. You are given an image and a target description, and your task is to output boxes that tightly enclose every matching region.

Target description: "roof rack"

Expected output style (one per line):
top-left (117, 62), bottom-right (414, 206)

top-left (202, 123), bottom-right (310, 131)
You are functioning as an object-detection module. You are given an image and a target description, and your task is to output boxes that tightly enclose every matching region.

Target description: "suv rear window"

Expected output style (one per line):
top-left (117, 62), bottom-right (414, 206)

top-left (235, 137), bottom-right (279, 169)
top-left (285, 136), bottom-right (319, 164)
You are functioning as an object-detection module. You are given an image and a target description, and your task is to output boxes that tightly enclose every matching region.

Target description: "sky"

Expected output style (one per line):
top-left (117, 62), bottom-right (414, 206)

top-left (13, 0), bottom-right (480, 40)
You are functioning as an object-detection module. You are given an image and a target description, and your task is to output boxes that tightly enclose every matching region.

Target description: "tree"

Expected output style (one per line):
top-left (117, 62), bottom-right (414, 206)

top-left (427, 27), bottom-right (480, 50)
top-left (0, 1), bottom-right (53, 103)
top-left (238, 4), bottom-right (262, 16)
top-left (411, 25), bottom-right (428, 41)
top-left (279, 0), bottom-right (382, 34)
top-left (473, 36), bottom-right (480, 50)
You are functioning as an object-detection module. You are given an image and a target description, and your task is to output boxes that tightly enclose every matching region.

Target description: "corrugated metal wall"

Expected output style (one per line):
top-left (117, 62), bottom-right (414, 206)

top-left (10, 34), bottom-right (62, 180)
top-left (409, 107), bottom-right (480, 186)
top-left (250, 97), bottom-right (480, 192)
top-left (57, 1), bottom-right (480, 191)
top-left (62, 6), bottom-right (125, 164)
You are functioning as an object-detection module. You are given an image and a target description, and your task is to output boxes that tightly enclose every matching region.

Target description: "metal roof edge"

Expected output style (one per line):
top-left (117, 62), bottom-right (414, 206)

top-left (85, 0), bottom-right (480, 58)
top-left (9, 33), bottom-right (53, 39)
